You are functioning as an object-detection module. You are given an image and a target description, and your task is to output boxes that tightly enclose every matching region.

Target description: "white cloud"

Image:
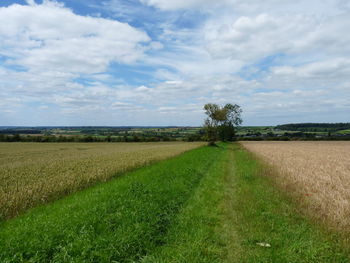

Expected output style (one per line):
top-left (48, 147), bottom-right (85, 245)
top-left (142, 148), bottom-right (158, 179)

top-left (141, 0), bottom-right (339, 14)
top-left (136, 85), bottom-right (150, 92)
top-left (272, 58), bottom-right (350, 79)
top-left (203, 13), bottom-right (350, 63)
top-left (136, 1), bottom-right (350, 125)
top-left (0, 1), bottom-right (153, 125)
top-left (0, 1), bottom-right (150, 74)
top-left (1, 0), bottom-right (349, 125)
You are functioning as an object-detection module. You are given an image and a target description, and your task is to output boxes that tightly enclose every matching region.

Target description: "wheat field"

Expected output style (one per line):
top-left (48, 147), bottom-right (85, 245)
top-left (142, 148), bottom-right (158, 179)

top-left (241, 141), bottom-right (350, 231)
top-left (0, 142), bottom-right (204, 220)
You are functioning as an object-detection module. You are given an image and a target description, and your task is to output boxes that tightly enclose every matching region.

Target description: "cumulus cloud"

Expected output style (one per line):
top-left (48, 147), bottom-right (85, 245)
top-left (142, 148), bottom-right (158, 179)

top-left (0, 1), bottom-right (154, 124)
top-left (139, 1), bottom-right (350, 124)
top-left (0, 1), bottom-right (150, 74)
top-left (203, 13), bottom-right (350, 63)
top-left (1, 0), bottom-right (349, 125)
top-left (204, 14), bottom-right (306, 61)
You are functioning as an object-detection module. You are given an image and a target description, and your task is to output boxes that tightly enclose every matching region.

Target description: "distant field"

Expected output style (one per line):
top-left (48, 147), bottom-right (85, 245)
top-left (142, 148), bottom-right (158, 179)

top-left (337, 129), bottom-right (350, 134)
top-left (241, 141), bottom-right (350, 231)
top-left (0, 142), bottom-right (204, 220)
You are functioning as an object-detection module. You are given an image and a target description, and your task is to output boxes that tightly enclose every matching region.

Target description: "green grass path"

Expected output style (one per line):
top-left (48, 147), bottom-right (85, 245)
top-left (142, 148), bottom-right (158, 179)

top-left (141, 143), bottom-right (349, 262)
top-left (223, 143), bottom-right (349, 263)
top-left (0, 143), bottom-right (349, 262)
top-left (0, 145), bottom-right (224, 263)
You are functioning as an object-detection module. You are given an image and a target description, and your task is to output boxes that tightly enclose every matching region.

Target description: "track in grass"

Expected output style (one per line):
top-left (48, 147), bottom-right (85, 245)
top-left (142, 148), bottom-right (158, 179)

top-left (0, 143), bottom-right (348, 262)
top-left (224, 143), bottom-right (349, 263)
top-left (0, 145), bottom-right (225, 262)
top-left (138, 144), bottom-right (350, 262)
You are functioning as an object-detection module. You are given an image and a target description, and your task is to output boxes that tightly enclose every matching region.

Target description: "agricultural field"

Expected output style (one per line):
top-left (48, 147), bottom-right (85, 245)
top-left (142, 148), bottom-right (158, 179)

top-left (0, 126), bottom-right (203, 142)
top-left (1, 142), bottom-right (349, 262)
top-left (0, 142), bottom-right (204, 220)
top-left (337, 129), bottom-right (350, 135)
top-left (241, 141), bottom-right (350, 232)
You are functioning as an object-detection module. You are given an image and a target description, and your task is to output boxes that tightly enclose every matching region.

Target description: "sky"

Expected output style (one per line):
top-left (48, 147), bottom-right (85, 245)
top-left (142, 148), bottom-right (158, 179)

top-left (0, 0), bottom-right (349, 126)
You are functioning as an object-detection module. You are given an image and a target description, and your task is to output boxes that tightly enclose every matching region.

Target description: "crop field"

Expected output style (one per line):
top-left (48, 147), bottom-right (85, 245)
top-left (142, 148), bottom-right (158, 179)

top-left (0, 142), bottom-right (204, 220)
top-left (0, 143), bottom-right (349, 263)
top-left (241, 141), bottom-right (350, 231)
top-left (1, 142), bottom-right (349, 262)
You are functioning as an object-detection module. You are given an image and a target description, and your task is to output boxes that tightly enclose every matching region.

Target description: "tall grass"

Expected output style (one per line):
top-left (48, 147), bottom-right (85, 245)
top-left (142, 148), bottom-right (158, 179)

top-left (0, 142), bottom-right (204, 220)
top-left (0, 145), bottom-right (222, 263)
top-left (241, 141), bottom-right (350, 232)
top-left (227, 143), bottom-right (349, 262)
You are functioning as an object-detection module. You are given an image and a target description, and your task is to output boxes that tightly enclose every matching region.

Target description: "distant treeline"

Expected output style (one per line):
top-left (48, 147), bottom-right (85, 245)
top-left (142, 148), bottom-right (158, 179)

top-left (0, 134), bottom-right (203, 143)
top-left (1, 133), bottom-right (350, 143)
top-left (238, 132), bottom-right (350, 141)
top-left (2, 126), bottom-right (350, 143)
top-left (276, 123), bottom-right (350, 132)
top-left (0, 129), bottom-right (42, 134)
top-left (239, 136), bottom-right (350, 141)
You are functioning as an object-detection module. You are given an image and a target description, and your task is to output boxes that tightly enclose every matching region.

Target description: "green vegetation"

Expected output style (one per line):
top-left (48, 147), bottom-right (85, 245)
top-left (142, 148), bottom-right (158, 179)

top-left (0, 145), bottom-right (224, 262)
top-left (276, 123), bottom-right (350, 132)
top-left (0, 143), bottom-right (348, 262)
top-left (225, 144), bottom-right (349, 262)
top-left (0, 126), bottom-right (204, 142)
top-left (0, 142), bottom-right (203, 220)
top-left (1, 122), bottom-right (350, 142)
top-left (203, 103), bottom-right (242, 143)
top-left (237, 124), bottom-right (350, 140)
top-left (142, 144), bottom-right (229, 262)
top-left (336, 129), bottom-right (350, 135)
top-left (144, 144), bottom-right (350, 262)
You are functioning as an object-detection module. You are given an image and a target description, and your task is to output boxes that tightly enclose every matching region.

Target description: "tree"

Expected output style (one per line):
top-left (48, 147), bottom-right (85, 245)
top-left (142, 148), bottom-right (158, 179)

top-left (203, 103), bottom-right (242, 144)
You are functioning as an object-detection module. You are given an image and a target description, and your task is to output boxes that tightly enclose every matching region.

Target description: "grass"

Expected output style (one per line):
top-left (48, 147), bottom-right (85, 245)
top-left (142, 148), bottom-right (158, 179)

top-left (226, 143), bottom-right (349, 262)
top-left (141, 143), bottom-right (229, 263)
top-left (337, 129), bottom-right (350, 134)
top-left (141, 143), bottom-right (349, 262)
top-left (241, 141), bottom-right (350, 232)
top-left (0, 142), bottom-right (204, 220)
top-left (0, 144), bottom-right (223, 263)
top-left (0, 143), bottom-right (348, 262)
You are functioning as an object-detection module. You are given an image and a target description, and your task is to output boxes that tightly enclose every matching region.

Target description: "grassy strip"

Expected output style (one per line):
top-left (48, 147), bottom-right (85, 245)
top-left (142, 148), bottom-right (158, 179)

top-left (141, 143), bottom-right (229, 262)
top-left (140, 143), bottom-right (350, 262)
top-left (0, 145), bottom-right (224, 263)
top-left (227, 143), bottom-right (349, 262)
top-left (0, 142), bottom-right (203, 220)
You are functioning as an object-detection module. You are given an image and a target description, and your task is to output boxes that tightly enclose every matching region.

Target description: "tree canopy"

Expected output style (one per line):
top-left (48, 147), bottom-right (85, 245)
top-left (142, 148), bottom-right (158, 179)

top-left (203, 103), bottom-right (242, 143)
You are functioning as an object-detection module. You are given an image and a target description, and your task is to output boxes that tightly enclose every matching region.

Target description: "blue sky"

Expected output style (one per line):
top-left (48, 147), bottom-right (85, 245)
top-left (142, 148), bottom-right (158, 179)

top-left (0, 0), bottom-right (349, 126)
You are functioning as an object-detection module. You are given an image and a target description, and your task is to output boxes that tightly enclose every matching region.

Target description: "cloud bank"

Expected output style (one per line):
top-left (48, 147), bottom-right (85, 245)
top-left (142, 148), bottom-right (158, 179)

top-left (0, 0), bottom-right (349, 125)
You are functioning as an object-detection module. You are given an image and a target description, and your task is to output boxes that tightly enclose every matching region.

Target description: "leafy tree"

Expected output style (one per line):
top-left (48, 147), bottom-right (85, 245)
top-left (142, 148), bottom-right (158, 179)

top-left (203, 103), bottom-right (242, 144)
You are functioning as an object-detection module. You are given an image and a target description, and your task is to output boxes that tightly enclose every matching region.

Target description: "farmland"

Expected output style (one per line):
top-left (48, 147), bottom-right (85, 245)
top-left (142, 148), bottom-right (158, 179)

top-left (1, 142), bottom-right (349, 262)
top-left (0, 142), bottom-right (204, 220)
top-left (1, 123), bottom-right (350, 143)
top-left (241, 141), bottom-right (350, 232)
top-left (0, 126), bottom-right (203, 142)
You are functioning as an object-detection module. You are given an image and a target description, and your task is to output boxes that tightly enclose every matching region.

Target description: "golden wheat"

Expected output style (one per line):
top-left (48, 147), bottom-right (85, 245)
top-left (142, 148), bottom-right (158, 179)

top-left (241, 141), bottom-right (350, 231)
top-left (0, 142), bottom-right (204, 219)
